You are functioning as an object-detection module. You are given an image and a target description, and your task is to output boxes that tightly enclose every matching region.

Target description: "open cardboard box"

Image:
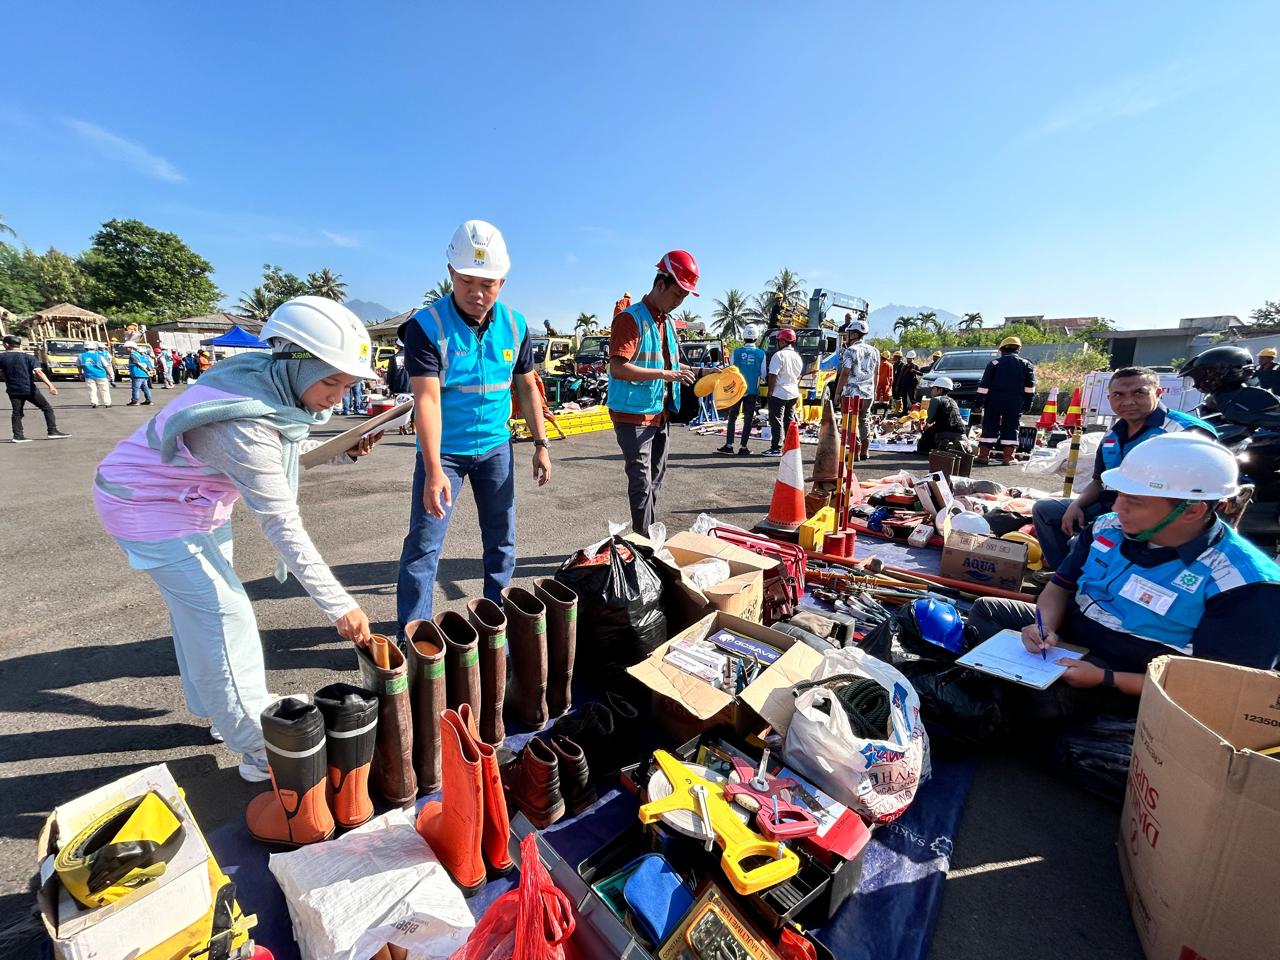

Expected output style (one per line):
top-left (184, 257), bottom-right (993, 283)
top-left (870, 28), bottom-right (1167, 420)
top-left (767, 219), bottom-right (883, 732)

top-left (37, 763), bottom-right (214, 960)
top-left (627, 611), bottom-right (823, 742)
top-left (629, 530), bottom-right (778, 627)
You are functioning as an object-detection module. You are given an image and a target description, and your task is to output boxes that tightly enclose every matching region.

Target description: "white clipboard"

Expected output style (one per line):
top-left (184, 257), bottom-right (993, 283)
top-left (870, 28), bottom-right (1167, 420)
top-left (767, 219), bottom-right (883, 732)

top-left (300, 399), bottom-right (413, 469)
top-left (956, 628), bottom-right (1088, 690)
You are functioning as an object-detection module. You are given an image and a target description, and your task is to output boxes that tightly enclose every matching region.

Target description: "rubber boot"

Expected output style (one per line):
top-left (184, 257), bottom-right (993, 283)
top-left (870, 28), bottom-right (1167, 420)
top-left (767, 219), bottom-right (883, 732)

top-left (355, 637), bottom-right (418, 806)
top-left (458, 702), bottom-right (514, 878)
top-left (467, 598), bottom-right (507, 745)
top-left (858, 438), bottom-right (870, 461)
top-left (976, 443), bottom-right (994, 465)
top-left (502, 586), bottom-right (548, 727)
top-left (314, 683), bottom-right (378, 829)
top-left (405, 619), bottom-right (447, 795)
top-left (416, 709), bottom-right (486, 897)
top-left (246, 698), bottom-right (335, 846)
top-left (437, 611), bottom-right (481, 718)
top-left (548, 734), bottom-right (597, 817)
top-left (501, 736), bottom-right (565, 828)
top-left (533, 579), bottom-right (577, 719)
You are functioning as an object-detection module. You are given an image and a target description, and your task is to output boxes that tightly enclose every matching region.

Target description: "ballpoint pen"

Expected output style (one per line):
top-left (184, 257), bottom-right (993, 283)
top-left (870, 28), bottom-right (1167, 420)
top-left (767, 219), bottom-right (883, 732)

top-left (1035, 608), bottom-right (1048, 661)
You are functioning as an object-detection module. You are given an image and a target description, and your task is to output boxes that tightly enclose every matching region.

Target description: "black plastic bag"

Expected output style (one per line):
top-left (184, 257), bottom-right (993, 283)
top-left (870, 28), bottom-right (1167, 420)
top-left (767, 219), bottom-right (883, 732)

top-left (556, 536), bottom-right (668, 671)
top-left (1053, 715), bottom-right (1136, 805)
top-left (895, 659), bottom-right (1007, 752)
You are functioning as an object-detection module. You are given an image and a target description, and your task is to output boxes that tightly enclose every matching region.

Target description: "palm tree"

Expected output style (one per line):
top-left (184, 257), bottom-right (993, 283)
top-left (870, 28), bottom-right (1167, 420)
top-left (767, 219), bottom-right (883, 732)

top-left (892, 315), bottom-right (916, 338)
top-left (675, 309), bottom-right (701, 330)
top-left (711, 289), bottom-right (750, 341)
top-left (960, 312), bottom-right (983, 331)
top-left (306, 267), bottom-right (347, 301)
top-left (574, 312), bottom-right (598, 337)
top-left (235, 286), bottom-right (274, 324)
top-left (916, 310), bottom-right (938, 330)
top-left (766, 268), bottom-right (807, 308)
top-left (423, 278), bottom-right (453, 305)
top-left (0, 213), bottom-right (14, 238)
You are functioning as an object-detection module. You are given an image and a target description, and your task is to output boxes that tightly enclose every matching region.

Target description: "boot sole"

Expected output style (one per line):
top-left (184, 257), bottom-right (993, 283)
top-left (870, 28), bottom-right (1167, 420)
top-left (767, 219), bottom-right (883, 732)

top-left (248, 826), bottom-right (335, 848)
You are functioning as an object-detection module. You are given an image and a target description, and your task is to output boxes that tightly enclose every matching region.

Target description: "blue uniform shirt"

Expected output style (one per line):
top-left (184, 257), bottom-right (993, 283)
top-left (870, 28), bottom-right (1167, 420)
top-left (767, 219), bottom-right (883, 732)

top-left (731, 345), bottom-right (766, 397)
top-left (1093, 405), bottom-right (1217, 512)
top-left (79, 349), bottom-right (111, 380)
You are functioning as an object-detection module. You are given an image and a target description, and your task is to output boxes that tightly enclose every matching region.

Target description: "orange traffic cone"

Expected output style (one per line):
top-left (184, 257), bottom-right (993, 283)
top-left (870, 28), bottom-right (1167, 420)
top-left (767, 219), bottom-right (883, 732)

top-left (1061, 387), bottom-right (1083, 428)
top-left (757, 421), bottom-right (807, 532)
top-left (1036, 388), bottom-right (1059, 429)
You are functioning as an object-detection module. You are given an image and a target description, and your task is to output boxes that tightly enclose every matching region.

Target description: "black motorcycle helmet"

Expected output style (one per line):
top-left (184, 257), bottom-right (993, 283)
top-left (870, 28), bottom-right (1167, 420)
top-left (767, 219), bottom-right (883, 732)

top-left (1178, 345), bottom-right (1255, 394)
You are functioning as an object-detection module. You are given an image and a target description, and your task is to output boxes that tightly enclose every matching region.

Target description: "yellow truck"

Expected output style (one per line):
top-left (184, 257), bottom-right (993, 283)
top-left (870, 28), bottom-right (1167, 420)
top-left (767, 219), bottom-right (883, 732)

top-left (39, 339), bottom-right (91, 380)
top-left (531, 336), bottom-right (576, 375)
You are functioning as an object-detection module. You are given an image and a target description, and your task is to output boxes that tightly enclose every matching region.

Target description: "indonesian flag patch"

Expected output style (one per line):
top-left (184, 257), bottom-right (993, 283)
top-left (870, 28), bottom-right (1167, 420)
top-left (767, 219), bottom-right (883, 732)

top-left (1095, 534), bottom-right (1117, 552)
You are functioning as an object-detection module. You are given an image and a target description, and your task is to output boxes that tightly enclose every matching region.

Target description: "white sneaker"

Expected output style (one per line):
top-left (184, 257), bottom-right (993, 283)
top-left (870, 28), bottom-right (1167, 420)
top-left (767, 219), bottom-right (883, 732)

top-left (238, 749), bottom-right (271, 783)
top-left (209, 723), bottom-right (224, 743)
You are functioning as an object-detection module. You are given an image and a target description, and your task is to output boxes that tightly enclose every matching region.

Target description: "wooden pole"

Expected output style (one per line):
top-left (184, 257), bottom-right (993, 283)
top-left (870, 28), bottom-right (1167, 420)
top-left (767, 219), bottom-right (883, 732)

top-left (1062, 428), bottom-right (1082, 497)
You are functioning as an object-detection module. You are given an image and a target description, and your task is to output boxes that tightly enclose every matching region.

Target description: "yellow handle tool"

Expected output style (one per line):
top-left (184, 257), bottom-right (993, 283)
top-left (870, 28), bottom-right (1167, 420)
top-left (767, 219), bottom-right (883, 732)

top-left (638, 750), bottom-right (800, 895)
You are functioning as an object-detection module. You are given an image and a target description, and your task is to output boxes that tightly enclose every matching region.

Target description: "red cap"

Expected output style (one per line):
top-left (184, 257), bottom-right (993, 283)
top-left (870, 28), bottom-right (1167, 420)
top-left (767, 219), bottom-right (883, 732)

top-left (656, 250), bottom-right (700, 296)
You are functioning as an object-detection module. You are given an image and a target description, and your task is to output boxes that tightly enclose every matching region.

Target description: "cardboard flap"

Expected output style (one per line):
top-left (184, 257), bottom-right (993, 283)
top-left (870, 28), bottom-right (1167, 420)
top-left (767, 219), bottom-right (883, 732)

top-left (626, 613), bottom-right (734, 722)
top-left (739, 641), bottom-right (824, 736)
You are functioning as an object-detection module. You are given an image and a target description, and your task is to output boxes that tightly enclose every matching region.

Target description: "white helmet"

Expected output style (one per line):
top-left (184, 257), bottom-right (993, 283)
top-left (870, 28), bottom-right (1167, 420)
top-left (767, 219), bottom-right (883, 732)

top-left (905, 350), bottom-right (917, 359)
top-left (447, 219), bottom-right (510, 279)
top-left (932, 377), bottom-right (955, 391)
top-left (941, 507), bottom-right (992, 540)
top-left (842, 318), bottom-right (869, 336)
top-left (261, 296), bottom-right (377, 380)
top-left (1101, 433), bottom-right (1238, 500)
top-left (741, 324), bottom-right (763, 342)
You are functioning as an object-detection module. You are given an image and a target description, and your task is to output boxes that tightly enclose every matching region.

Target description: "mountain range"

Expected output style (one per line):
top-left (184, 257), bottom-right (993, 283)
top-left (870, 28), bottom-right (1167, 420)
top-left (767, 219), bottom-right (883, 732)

top-left (345, 299), bottom-right (400, 324)
top-left (866, 304), bottom-right (963, 338)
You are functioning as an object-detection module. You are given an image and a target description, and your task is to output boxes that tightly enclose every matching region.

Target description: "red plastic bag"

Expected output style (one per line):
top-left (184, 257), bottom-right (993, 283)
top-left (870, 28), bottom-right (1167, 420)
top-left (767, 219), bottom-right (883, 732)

top-left (449, 833), bottom-right (576, 960)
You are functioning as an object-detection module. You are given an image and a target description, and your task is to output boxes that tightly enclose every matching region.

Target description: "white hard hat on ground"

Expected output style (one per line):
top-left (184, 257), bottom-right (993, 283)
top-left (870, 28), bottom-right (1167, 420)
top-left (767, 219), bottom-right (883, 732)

top-left (940, 506), bottom-right (992, 540)
top-left (261, 296), bottom-right (377, 380)
top-left (1101, 432), bottom-right (1238, 500)
top-left (447, 220), bottom-right (510, 280)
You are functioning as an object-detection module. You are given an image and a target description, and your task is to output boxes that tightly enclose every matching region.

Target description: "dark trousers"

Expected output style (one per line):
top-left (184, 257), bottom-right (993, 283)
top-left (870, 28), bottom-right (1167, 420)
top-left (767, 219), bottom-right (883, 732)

top-left (979, 398), bottom-right (1023, 449)
top-left (9, 391), bottom-right (58, 440)
top-left (614, 419), bottom-right (671, 536)
top-left (726, 394), bottom-right (759, 448)
top-left (767, 396), bottom-right (797, 451)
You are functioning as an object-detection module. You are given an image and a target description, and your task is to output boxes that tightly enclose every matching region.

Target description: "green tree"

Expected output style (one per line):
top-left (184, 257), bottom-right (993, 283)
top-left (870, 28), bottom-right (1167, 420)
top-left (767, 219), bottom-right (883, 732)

top-left (0, 242), bottom-right (41, 313)
top-left (261, 264), bottom-right (307, 306)
top-left (766, 267), bottom-right (807, 308)
top-left (674, 309), bottom-right (701, 332)
top-left (82, 219), bottom-right (221, 322)
top-left (306, 267), bottom-right (347, 301)
top-left (960, 311), bottom-right (983, 331)
top-left (235, 286), bottom-right (274, 324)
top-left (574, 312), bottom-right (598, 337)
top-left (711, 288), bottom-right (751, 341)
top-left (0, 213), bottom-right (15, 238)
top-left (35, 248), bottom-right (93, 306)
top-left (892, 315), bottom-right (916, 338)
top-left (424, 278), bottom-right (453, 305)
top-left (1251, 301), bottom-right (1280, 326)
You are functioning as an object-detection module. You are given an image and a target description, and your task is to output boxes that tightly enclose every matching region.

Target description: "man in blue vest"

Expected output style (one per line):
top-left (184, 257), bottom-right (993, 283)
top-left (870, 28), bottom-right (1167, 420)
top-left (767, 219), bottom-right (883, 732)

top-left (717, 327), bottom-right (766, 456)
top-left (396, 220), bottom-right (550, 631)
top-left (608, 250), bottom-right (701, 535)
top-left (1032, 367), bottom-right (1216, 569)
top-left (968, 433), bottom-right (1280, 719)
top-left (78, 341), bottom-right (114, 408)
top-left (126, 342), bottom-right (155, 406)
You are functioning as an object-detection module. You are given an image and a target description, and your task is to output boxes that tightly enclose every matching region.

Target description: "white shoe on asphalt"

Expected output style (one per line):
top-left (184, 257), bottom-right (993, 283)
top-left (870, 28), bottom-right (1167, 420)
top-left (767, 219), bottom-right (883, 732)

top-left (238, 749), bottom-right (271, 783)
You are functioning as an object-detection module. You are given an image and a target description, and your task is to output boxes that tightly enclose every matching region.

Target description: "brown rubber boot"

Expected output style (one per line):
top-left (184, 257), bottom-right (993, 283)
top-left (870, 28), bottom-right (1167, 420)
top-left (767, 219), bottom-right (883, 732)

top-left (976, 443), bottom-right (994, 466)
top-left (501, 736), bottom-right (565, 828)
top-left (501, 586), bottom-right (548, 727)
top-left (314, 683), bottom-right (378, 829)
top-left (467, 598), bottom-right (507, 745)
top-left (246, 698), bottom-right (335, 846)
top-left (354, 637), bottom-right (418, 806)
top-left (547, 734), bottom-right (597, 817)
top-left (533, 579), bottom-right (577, 719)
top-left (458, 703), bottom-right (514, 877)
top-left (436, 611), bottom-right (481, 718)
top-left (405, 619), bottom-right (447, 795)
top-left (415, 709), bottom-right (486, 896)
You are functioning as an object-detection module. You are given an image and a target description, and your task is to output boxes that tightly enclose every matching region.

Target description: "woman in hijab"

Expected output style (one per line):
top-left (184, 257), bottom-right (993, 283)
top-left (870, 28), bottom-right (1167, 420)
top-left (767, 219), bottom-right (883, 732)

top-left (94, 297), bottom-right (383, 781)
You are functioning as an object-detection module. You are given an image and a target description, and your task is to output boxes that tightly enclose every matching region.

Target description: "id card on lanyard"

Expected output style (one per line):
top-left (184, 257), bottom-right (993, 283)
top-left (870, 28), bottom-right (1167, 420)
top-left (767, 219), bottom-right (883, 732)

top-left (1118, 574), bottom-right (1178, 616)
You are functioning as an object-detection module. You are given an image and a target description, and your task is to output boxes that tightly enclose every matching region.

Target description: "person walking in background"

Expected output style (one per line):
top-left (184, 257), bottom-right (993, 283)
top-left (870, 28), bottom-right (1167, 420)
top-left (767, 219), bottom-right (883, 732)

top-left (890, 350), bottom-right (904, 411)
top-left (196, 350), bottom-right (213, 377)
top-left (833, 315), bottom-right (879, 460)
top-left (171, 350), bottom-right (185, 385)
top-left (156, 346), bottom-right (175, 389)
top-left (184, 353), bottom-right (198, 381)
top-left (340, 377), bottom-right (365, 416)
top-left (127, 342), bottom-right (155, 406)
top-left (764, 327), bottom-right (802, 456)
top-left (79, 342), bottom-right (113, 408)
top-left (895, 351), bottom-right (921, 413)
top-left (0, 334), bottom-right (70, 442)
top-left (875, 349), bottom-right (893, 413)
top-left (717, 329), bottom-right (766, 456)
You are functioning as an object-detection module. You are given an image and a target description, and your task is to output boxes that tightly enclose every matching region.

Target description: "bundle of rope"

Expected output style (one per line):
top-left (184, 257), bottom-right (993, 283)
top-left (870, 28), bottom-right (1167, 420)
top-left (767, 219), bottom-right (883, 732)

top-left (793, 673), bottom-right (891, 740)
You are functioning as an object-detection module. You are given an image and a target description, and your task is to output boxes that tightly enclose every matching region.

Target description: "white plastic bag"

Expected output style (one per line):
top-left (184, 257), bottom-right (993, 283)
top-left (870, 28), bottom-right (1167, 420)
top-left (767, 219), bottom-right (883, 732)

top-left (679, 557), bottom-right (732, 590)
top-left (268, 808), bottom-right (475, 960)
top-left (1021, 432), bottom-right (1102, 486)
top-left (784, 646), bottom-right (930, 824)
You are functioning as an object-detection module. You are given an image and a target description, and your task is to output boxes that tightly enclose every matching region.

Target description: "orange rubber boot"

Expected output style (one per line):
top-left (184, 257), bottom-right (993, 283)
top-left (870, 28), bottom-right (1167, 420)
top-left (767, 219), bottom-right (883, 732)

top-left (315, 683), bottom-right (378, 829)
top-left (246, 698), bottom-right (335, 846)
top-left (458, 702), bottom-right (514, 877)
top-left (415, 709), bottom-right (486, 896)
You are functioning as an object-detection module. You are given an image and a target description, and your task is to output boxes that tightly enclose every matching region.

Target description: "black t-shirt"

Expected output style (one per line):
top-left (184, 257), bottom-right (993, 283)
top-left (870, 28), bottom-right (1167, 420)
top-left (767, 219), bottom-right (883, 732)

top-left (0, 350), bottom-right (39, 396)
top-left (403, 297), bottom-right (533, 380)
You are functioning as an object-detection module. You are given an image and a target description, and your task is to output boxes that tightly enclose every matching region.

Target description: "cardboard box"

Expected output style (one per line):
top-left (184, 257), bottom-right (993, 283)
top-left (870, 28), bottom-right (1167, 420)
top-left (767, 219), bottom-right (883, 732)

top-left (652, 531), bottom-right (778, 625)
top-left (627, 611), bottom-right (823, 742)
top-left (1119, 657), bottom-right (1280, 960)
top-left (37, 764), bottom-right (214, 960)
top-left (939, 530), bottom-right (1027, 591)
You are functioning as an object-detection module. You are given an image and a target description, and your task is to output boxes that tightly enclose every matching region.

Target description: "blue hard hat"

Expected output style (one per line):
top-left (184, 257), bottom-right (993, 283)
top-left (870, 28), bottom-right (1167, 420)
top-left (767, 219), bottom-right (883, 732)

top-left (909, 598), bottom-right (965, 654)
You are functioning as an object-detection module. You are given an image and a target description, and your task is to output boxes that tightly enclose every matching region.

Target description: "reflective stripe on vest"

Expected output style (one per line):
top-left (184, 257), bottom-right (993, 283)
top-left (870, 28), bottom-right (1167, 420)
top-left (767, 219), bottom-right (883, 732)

top-left (1099, 407), bottom-right (1218, 472)
top-left (607, 302), bottom-right (678, 416)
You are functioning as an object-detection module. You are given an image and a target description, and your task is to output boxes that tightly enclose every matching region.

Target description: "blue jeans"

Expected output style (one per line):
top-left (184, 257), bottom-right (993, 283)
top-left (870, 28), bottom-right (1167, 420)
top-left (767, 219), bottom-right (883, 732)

top-left (396, 441), bottom-right (516, 633)
top-left (131, 375), bottom-right (153, 403)
top-left (341, 381), bottom-right (365, 415)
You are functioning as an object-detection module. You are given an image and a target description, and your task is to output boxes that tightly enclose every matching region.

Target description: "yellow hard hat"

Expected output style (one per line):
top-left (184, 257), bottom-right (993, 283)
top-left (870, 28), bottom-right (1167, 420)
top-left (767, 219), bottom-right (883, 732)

top-left (1001, 530), bottom-right (1043, 571)
top-left (693, 370), bottom-right (721, 398)
top-left (713, 366), bottom-right (747, 410)
top-left (892, 350), bottom-right (903, 358)
top-left (1000, 336), bottom-right (1022, 350)
top-left (881, 350), bottom-right (890, 359)
top-left (932, 351), bottom-right (942, 359)
top-left (1259, 347), bottom-right (1277, 359)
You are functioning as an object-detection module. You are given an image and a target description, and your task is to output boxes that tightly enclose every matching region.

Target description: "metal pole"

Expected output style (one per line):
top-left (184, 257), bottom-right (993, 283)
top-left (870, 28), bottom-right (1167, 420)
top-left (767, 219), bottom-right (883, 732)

top-left (1062, 428), bottom-right (1082, 497)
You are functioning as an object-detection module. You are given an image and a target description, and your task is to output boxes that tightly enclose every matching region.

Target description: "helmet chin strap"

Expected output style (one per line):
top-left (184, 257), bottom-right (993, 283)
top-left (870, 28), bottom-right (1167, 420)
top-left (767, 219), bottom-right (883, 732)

top-left (1130, 499), bottom-right (1195, 542)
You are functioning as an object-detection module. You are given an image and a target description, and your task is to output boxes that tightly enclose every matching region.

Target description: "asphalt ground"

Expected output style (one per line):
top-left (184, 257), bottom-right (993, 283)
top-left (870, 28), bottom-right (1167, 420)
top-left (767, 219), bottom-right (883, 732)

top-left (0, 381), bottom-right (1142, 957)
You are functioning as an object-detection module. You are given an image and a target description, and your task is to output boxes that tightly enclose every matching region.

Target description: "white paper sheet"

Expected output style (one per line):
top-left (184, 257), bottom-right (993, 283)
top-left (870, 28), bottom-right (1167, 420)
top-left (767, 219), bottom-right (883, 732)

top-left (957, 628), bottom-right (1085, 690)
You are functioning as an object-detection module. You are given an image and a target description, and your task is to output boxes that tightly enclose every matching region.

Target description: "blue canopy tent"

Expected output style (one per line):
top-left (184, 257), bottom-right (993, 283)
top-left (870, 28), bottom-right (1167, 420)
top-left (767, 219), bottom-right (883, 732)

top-left (201, 325), bottom-right (270, 349)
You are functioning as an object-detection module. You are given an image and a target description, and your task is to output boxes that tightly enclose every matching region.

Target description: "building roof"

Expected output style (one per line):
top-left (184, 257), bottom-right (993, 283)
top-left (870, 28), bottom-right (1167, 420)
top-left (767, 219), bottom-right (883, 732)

top-left (1107, 326), bottom-right (1202, 340)
top-left (152, 312), bottom-right (256, 332)
top-left (367, 308), bottom-right (415, 337)
top-left (30, 302), bottom-right (110, 323)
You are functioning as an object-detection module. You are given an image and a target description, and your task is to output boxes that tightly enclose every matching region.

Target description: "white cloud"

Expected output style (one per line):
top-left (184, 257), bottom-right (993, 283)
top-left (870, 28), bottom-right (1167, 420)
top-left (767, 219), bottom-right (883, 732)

top-left (321, 229), bottom-right (359, 248)
top-left (1027, 61), bottom-right (1213, 140)
top-left (62, 118), bottom-right (185, 182)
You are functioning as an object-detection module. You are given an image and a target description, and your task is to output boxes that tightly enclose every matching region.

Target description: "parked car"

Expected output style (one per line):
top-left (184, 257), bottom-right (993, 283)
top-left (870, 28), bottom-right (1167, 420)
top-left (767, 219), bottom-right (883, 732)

top-left (531, 336), bottom-right (576, 375)
top-left (574, 333), bottom-right (612, 374)
top-left (916, 349), bottom-right (998, 406)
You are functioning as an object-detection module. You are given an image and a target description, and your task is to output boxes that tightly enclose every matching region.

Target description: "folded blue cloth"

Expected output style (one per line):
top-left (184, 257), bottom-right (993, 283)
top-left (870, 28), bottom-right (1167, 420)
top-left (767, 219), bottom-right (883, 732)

top-left (622, 853), bottom-right (695, 944)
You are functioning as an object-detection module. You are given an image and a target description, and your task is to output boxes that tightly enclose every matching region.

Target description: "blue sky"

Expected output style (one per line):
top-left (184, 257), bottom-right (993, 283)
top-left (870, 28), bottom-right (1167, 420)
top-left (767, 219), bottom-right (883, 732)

top-left (3, 2), bottom-right (1278, 329)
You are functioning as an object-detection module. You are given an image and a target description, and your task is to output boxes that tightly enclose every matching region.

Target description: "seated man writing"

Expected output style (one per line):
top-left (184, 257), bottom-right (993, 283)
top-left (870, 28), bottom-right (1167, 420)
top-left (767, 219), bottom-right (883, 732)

top-left (969, 432), bottom-right (1279, 714)
top-left (1032, 366), bottom-right (1216, 570)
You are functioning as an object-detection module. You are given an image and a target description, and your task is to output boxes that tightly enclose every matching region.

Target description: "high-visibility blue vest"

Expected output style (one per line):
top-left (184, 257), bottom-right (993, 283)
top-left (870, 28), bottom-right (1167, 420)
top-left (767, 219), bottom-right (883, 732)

top-left (1099, 406), bottom-right (1217, 472)
top-left (413, 296), bottom-right (525, 456)
top-left (1074, 512), bottom-right (1280, 652)
top-left (607, 302), bottom-right (679, 416)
